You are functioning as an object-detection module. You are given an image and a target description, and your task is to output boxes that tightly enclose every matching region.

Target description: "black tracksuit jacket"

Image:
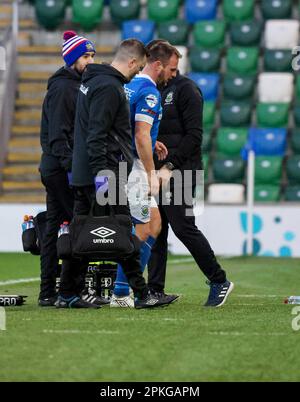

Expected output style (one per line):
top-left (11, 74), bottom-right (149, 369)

top-left (39, 67), bottom-right (81, 177)
top-left (72, 63), bottom-right (134, 187)
top-left (156, 73), bottom-right (203, 173)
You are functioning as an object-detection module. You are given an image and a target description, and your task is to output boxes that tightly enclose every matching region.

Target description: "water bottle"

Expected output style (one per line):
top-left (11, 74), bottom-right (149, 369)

top-left (28, 215), bottom-right (35, 229)
top-left (22, 215), bottom-right (29, 232)
top-left (284, 296), bottom-right (300, 305)
top-left (62, 221), bottom-right (70, 234)
top-left (58, 221), bottom-right (69, 238)
top-left (22, 215), bottom-right (34, 231)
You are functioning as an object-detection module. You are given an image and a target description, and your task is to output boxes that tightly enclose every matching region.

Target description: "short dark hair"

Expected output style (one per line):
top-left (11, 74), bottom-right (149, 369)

top-left (146, 40), bottom-right (181, 66)
top-left (114, 39), bottom-right (149, 62)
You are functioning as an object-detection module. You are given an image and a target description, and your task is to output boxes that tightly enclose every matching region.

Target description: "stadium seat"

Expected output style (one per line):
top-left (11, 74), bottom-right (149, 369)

top-left (208, 183), bottom-right (245, 203)
top-left (258, 73), bottom-right (294, 103)
top-left (216, 127), bottom-right (248, 156)
top-left (248, 128), bottom-right (287, 156)
top-left (188, 73), bottom-right (220, 101)
top-left (296, 75), bottom-right (300, 101)
top-left (223, 0), bottom-right (254, 21)
top-left (264, 49), bottom-right (293, 72)
top-left (193, 20), bottom-right (226, 48)
top-left (220, 101), bottom-right (252, 127)
top-left (286, 155), bottom-right (300, 184)
top-left (284, 185), bottom-right (300, 201)
top-left (254, 185), bottom-right (281, 202)
top-left (202, 154), bottom-right (209, 180)
top-left (72, 0), bottom-right (104, 31)
top-left (189, 47), bottom-right (221, 72)
top-left (148, 0), bottom-right (180, 23)
top-left (265, 20), bottom-right (299, 49)
top-left (203, 102), bottom-right (216, 127)
top-left (109, 0), bottom-right (140, 25)
top-left (294, 105), bottom-right (300, 127)
top-left (202, 129), bottom-right (213, 153)
top-left (176, 46), bottom-right (188, 74)
top-left (185, 0), bottom-right (217, 24)
top-left (261, 0), bottom-right (292, 19)
top-left (226, 47), bottom-right (259, 74)
top-left (35, 0), bottom-right (66, 30)
top-left (256, 103), bottom-right (289, 127)
top-left (290, 129), bottom-right (300, 154)
top-left (122, 20), bottom-right (155, 43)
top-left (213, 156), bottom-right (245, 183)
top-left (223, 74), bottom-right (256, 100)
top-left (229, 20), bottom-right (262, 46)
top-left (157, 20), bottom-right (189, 45)
top-left (255, 156), bottom-right (283, 184)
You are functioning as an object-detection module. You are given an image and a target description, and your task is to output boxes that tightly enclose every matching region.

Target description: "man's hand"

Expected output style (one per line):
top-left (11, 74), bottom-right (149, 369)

top-left (155, 141), bottom-right (168, 161)
top-left (158, 165), bottom-right (173, 189)
top-left (147, 171), bottom-right (160, 196)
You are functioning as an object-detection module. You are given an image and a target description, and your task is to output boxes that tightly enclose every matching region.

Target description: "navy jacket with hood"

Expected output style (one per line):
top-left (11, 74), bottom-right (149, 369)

top-left (39, 66), bottom-right (81, 177)
top-left (72, 63), bottom-right (134, 187)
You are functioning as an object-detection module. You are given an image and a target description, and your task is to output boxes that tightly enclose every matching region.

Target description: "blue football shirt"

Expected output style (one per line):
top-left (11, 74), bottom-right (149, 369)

top-left (124, 74), bottom-right (162, 158)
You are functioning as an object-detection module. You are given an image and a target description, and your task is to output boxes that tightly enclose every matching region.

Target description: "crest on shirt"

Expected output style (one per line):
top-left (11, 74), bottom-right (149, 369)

top-left (145, 94), bottom-right (158, 108)
top-left (164, 91), bottom-right (174, 105)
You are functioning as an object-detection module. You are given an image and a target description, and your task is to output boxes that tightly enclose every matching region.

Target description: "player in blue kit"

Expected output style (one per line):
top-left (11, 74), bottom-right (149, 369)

top-left (110, 42), bottom-right (181, 307)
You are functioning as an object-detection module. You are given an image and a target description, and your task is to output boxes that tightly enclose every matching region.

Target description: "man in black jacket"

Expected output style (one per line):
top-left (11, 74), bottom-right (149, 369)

top-left (148, 70), bottom-right (234, 307)
top-left (57, 39), bottom-right (172, 309)
top-left (39, 31), bottom-right (96, 307)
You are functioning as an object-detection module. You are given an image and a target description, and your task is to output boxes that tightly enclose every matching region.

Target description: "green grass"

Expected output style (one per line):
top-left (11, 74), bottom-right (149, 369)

top-left (0, 253), bottom-right (300, 382)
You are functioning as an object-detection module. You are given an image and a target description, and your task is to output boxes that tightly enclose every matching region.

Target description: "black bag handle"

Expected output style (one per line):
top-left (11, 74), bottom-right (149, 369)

top-left (88, 199), bottom-right (116, 218)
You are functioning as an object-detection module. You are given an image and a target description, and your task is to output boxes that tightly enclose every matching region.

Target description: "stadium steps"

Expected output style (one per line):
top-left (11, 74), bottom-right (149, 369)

top-left (19, 71), bottom-right (50, 82)
top-left (0, 193), bottom-right (45, 204)
top-left (9, 138), bottom-right (40, 148)
top-left (15, 99), bottom-right (43, 108)
top-left (14, 110), bottom-right (41, 124)
top-left (0, 4), bottom-right (12, 16)
top-left (2, 181), bottom-right (43, 191)
top-left (3, 165), bottom-right (39, 176)
top-left (18, 45), bottom-right (114, 55)
top-left (7, 153), bottom-right (41, 163)
top-left (0, 19), bottom-right (37, 29)
top-left (12, 125), bottom-right (40, 136)
top-left (1, 40), bottom-right (115, 204)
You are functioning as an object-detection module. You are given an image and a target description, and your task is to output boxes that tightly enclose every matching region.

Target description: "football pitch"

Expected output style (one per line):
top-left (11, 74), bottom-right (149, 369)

top-left (0, 253), bottom-right (300, 382)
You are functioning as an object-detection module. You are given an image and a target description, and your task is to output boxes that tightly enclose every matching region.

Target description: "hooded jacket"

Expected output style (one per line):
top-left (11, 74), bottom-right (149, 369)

top-left (72, 64), bottom-right (133, 187)
top-left (156, 73), bottom-right (203, 173)
top-left (39, 66), bottom-right (81, 177)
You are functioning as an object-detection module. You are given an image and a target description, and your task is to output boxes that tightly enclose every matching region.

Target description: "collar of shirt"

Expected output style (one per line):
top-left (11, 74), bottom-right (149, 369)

top-left (136, 73), bottom-right (157, 87)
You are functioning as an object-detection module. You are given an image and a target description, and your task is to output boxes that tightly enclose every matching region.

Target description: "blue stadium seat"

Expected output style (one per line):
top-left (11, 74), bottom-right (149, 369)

top-left (185, 0), bottom-right (217, 24)
top-left (247, 128), bottom-right (287, 156)
top-left (188, 72), bottom-right (220, 101)
top-left (122, 20), bottom-right (155, 43)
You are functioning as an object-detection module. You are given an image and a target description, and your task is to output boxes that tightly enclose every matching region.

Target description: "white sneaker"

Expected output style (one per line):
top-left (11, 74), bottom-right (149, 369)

top-left (110, 294), bottom-right (134, 308)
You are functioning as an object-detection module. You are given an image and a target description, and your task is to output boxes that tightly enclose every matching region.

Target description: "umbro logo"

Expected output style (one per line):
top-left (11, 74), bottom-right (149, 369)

top-left (90, 227), bottom-right (116, 239)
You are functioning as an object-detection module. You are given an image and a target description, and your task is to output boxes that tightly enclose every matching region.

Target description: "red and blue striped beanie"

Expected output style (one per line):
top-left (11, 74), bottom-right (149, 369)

top-left (62, 31), bottom-right (96, 67)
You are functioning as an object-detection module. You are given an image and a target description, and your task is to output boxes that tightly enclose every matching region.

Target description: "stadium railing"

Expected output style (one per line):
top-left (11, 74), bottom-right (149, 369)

top-left (0, 1), bottom-right (18, 193)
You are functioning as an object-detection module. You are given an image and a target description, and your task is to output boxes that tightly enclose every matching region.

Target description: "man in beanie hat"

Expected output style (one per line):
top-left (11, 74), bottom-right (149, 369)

top-left (38, 31), bottom-right (98, 308)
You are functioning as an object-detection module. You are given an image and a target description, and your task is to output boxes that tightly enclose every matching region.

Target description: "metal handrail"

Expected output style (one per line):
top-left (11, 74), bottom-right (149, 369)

top-left (0, 1), bottom-right (18, 192)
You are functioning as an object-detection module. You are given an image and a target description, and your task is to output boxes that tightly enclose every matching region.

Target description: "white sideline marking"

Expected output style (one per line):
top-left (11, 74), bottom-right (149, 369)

top-left (208, 331), bottom-right (287, 337)
top-left (169, 258), bottom-right (194, 264)
top-left (43, 329), bottom-right (119, 335)
top-left (0, 277), bottom-right (39, 286)
top-left (117, 317), bottom-right (185, 322)
top-left (236, 294), bottom-right (284, 298)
